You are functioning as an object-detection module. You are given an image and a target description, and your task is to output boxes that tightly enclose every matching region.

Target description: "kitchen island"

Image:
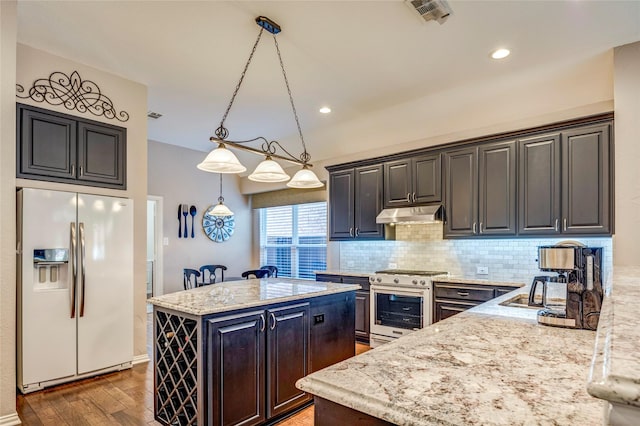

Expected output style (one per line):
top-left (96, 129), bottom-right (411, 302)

top-left (297, 282), bottom-right (604, 425)
top-left (148, 278), bottom-right (359, 426)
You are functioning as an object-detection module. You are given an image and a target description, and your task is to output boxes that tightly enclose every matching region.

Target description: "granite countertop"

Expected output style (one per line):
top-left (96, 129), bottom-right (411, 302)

top-left (588, 266), bottom-right (640, 408)
top-left (148, 278), bottom-right (360, 316)
top-left (316, 270), bottom-right (526, 288)
top-left (433, 276), bottom-right (525, 288)
top-left (297, 285), bottom-right (602, 425)
top-left (314, 270), bottom-right (372, 278)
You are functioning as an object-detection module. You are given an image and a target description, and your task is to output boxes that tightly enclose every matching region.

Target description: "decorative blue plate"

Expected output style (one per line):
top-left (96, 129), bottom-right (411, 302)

top-left (202, 208), bottom-right (235, 242)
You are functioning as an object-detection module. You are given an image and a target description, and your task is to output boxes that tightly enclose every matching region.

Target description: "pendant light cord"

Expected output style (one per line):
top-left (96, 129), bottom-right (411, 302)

top-left (216, 28), bottom-right (265, 139)
top-left (218, 174), bottom-right (225, 203)
top-left (273, 35), bottom-right (310, 164)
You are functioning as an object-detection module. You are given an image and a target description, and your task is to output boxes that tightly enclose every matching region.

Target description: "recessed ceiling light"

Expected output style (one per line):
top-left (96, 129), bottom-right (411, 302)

top-left (491, 48), bottom-right (510, 60)
top-left (319, 106), bottom-right (331, 114)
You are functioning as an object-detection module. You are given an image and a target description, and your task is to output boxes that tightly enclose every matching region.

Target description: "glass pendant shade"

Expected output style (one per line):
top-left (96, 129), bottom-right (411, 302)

top-left (210, 201), bottom-right (234, 217)
top-left (197, 145), bottom-right (247, 174)
top-left (248, 157), bottom-right (290, 182)
top-left (287, 166), bottom-right (324, 188)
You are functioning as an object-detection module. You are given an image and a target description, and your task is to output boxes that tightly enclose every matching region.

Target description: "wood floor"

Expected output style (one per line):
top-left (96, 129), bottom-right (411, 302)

top-left (16, 313), bottom-right (370, 425)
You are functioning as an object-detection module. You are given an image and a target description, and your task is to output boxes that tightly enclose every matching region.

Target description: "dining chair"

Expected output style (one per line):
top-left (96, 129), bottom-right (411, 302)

top-left (199, 265), bottom-right (227, 285)
top-left (183, 268), bottom-right (201, 290)
top-left (259, 265), bottom-right (278, 278)
top-left (241, 269), bottom-right (272, 279)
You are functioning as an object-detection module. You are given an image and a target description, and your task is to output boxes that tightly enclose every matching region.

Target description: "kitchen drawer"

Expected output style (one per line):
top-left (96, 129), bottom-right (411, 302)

top-left (434, 284), bottom-right (495, 302)
top-left (316, 273), bottom-right (370, 291)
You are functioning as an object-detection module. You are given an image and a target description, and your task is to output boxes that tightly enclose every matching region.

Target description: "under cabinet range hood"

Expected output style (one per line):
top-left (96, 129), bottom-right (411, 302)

top-left (376, 205), bottom-right (443, 224)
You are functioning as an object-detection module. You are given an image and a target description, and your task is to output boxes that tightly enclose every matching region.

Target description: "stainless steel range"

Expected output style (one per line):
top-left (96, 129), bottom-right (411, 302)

top-left (369, 270), bottom-right (448, 348)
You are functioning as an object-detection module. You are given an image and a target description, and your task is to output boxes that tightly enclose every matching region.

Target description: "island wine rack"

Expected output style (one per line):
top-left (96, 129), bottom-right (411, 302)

top-left (155, 310), bottom-right (199, 425)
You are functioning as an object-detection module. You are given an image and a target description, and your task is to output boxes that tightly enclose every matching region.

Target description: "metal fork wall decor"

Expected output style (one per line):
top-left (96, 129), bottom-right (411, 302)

top-left (16, 70), bottom-right (129, 122)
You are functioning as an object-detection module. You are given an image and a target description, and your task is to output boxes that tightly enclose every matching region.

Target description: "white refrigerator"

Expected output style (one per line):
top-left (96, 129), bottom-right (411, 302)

top-left (17, 188), bottom-right (133, 393)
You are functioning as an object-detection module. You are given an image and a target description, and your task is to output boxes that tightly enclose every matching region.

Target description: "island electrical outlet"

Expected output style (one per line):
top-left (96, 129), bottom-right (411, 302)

top-left (477, 266), bottom-right (489, 275)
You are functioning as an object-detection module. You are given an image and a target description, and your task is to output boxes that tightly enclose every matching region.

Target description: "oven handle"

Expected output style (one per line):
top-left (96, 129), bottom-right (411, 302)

top-left (371, 285), bottom-right (429, 298)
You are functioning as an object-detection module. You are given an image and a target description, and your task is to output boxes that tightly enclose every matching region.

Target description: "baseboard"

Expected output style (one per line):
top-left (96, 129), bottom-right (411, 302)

top-left (0, 412), bottom-right (22, 426)
top-left (132, 354), bottom-right (150, 365)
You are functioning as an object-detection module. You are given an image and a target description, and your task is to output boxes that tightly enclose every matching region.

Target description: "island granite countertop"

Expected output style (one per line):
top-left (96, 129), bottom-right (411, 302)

top-left (587, 266), bottom-right (640, 420)
top-left (297, 283), bottom-right (603, 425)
top-left (148, 277), bottom-right (360, 316)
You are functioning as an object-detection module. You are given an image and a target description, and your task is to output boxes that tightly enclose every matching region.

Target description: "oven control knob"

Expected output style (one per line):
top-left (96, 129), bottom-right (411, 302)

top-left (370, 277), bottom-right (375, 283)
top-left (393, 278), bottom-right (399, 284)
top-left (412, 279), bottom-right (418, 285)
top-left (420, 280), bottom-right (426, 286)
top-left (376, 277), bottom-right (382, 283)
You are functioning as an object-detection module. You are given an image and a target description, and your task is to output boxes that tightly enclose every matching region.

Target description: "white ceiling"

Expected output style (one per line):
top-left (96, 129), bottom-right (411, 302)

top-left (16, 1), bottom-right (640, 171)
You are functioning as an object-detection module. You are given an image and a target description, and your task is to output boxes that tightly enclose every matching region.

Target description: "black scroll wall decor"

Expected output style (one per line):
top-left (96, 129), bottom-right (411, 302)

top-left (16, 70), bottom-right (129, 122)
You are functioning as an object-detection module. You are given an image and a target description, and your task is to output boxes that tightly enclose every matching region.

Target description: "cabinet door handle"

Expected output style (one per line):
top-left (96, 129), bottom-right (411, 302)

top-left (555, 219), bottom-right (559, 232)
top-left (412, 192), bottom-right (416, 203)
top-left (457, 291), bottom-right (470, 297)
top-left (259, 314), bottom-right (265, 332)
top-left (472, 222), bottom-right (477, 234)
top-left (349, 227), bottom-right (354, 237)
top-left (71, 164), bottom-right (76, 176)
top-left (269, 312), bottom-right (277, 330)
top-left (563, 218), bottom-right (567, 231)
top-left (79, 166), bottom-right (83, 176)
top-left (355, 228), bottom-right (359, 237)
top-left (479, 222), bottom-right (483, 234)
top-left (407, 193), bottom-right (411, 202)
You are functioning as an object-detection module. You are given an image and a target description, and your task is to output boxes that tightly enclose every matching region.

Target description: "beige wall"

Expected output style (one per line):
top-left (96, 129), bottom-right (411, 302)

top-left (0, 2), bottom-right (19, 424)
top-left (148, 141), bottom-right (252, 294)
top-left (613, 42), bottom-right (640, 267)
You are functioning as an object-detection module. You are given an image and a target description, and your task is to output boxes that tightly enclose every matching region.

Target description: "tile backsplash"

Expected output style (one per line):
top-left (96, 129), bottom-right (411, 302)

top-left (339, 223), bottom-right (613, 285)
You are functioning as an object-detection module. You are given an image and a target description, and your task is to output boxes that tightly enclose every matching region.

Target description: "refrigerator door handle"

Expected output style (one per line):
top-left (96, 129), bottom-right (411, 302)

top-left (79, 222), bottom-right (86, 317)
top-left (70, 222), bottom-right (77, 319)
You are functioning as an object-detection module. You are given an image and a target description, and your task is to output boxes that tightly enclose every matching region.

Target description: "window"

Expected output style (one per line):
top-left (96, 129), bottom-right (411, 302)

top-left (259, 202), bottom-right (327, 279)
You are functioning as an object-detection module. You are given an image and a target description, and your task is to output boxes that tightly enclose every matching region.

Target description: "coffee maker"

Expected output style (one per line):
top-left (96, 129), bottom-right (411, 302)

top-left (528, 243), bottom-right (603, 330)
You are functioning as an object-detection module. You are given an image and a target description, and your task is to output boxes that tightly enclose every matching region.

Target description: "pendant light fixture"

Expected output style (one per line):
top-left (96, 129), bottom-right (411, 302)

top-left (197, 16), bottom-right (323, 189)
top-left (210, 174), bottom-right (234, 217)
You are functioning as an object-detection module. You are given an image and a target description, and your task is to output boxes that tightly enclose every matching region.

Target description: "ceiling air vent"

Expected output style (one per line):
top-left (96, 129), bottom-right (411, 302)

top-left (407, 0), bottom-right (453, 25)
top-left (147, 111), bottom-right (163, 119)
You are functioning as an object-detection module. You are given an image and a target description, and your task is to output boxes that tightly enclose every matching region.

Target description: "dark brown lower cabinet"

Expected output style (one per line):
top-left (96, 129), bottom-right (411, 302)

top-left (207, 304), bottom-right (310, 426)
top-left (267, 304), bottom-right (310, 418)
top-left (207, 311), bottom-right (266, 426)
top-left (433, 281), bottom-right (520, 323)
top-left (354, 290), bottom-right (370, 343)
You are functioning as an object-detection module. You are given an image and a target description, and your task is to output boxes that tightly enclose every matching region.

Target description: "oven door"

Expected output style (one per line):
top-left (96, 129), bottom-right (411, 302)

top-left (370, 285), bottom-right (428, 339)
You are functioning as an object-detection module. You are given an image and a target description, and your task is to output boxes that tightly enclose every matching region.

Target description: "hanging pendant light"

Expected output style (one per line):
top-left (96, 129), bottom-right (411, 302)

top-left (248, 156), bottom-right (290, 182)
top-left (287, 165), bottom-right (323, 188)
top-left (198, 16), bottom-right (323, 188)
top-left (210, 174), bottom-right (234, 216)
top-left (197, 143), bottom-right (246, 174)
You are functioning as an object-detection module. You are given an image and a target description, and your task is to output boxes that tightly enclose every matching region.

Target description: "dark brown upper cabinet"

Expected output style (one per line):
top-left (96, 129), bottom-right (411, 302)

top-left (383, 153), bottom-right (442, 208)
top-left (518, 133), bottom-right (561, 234)
top-left (444, 147), bottom-right (477, 237)
top-left (17, 104), bottom-right (126, 189)
top-left (519, 123), bottom-right (611, 235)
top-left (444, 141), bottom-right (516, 238)
top-left (329, 165), bottom-right (384, 240)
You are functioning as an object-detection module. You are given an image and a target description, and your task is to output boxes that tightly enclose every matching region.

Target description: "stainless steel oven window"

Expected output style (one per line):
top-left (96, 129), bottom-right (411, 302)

top-left (373, 291), bottom-right (424, 330)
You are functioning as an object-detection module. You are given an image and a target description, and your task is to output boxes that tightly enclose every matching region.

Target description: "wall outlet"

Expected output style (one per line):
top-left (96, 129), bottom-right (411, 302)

top-left (388, 262), bottom-right (398, 269)
top-left (476, 266), bottom-right (489, 275)
top-left (347, 260), bottom-right (355, 267)
top-left (163, 237), bottom-right (169, 246)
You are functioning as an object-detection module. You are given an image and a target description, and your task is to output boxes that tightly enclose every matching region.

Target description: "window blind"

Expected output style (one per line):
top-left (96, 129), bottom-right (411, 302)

top-left (260, 202), bottom-right (327, 279)
top-left (252, 187), bottom-right (326, 209)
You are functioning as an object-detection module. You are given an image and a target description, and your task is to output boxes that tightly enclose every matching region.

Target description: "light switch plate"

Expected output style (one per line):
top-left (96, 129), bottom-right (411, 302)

top-left (477, 266), bottom-right (489, 275)
top-left (163, 237), bottom-right (169, 246)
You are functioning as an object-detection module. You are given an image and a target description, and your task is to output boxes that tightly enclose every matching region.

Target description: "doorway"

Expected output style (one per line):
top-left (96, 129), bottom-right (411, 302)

top-left (147, 196), bottom-right (164, 301)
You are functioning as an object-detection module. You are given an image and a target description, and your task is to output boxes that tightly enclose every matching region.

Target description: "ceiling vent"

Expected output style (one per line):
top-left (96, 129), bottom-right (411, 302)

top-left (407, 0), bottom-right (453, 25)
top-left (147, 111), bottom-right (163, 119)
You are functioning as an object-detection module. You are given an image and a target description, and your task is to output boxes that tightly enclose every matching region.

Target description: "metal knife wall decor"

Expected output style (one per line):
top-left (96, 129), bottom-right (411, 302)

top-left (178, 204), bottom-right (198, 238)
top-left (16, 70), bottom-right (130, 122)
